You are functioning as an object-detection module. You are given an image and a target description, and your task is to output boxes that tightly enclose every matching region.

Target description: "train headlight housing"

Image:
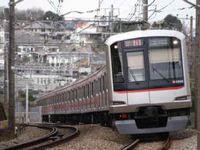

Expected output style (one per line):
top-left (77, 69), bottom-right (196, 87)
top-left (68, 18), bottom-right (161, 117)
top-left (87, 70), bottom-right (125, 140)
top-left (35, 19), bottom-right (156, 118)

top-left (118, 113), bottom-right (128, 120)
top-left (112, 101), bottom-right (126, 105)
top-left (174, 95), bottom-right (190, 101)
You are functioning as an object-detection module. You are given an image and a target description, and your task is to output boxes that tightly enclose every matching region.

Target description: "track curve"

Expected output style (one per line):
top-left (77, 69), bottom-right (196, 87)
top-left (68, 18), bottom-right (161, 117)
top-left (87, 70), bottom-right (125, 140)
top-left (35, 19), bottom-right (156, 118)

top-left (5, 123), bottom-right (79, 150)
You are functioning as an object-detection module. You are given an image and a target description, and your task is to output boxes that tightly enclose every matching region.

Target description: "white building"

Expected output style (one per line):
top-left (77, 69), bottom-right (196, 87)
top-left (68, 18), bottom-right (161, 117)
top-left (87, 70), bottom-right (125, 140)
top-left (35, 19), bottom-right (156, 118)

top-left (16, 74), bottom-right (76, 92)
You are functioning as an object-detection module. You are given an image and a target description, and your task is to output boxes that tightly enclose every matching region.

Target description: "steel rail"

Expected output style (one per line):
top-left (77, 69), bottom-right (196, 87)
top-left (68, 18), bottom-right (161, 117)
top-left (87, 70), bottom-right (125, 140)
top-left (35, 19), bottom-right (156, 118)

top-left (157, 136), bottom-right (171, 150)
top-left (5, 125), bottom-right (58, 150)
top-left (120, 139), bottom-right (140, 150)
top-left (28, 124), bottom-right (79, 150)
top-left (5, 123), bottom-right (79, 150)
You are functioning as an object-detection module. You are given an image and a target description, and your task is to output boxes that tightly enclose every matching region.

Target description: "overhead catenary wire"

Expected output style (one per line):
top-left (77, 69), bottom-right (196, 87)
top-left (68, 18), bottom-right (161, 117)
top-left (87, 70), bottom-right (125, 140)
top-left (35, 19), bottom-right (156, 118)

top-left (148, 5), bottom-right (157, 20)
top-left (147, 0), bottom-right (176, 20)
top-left (47, 0), bottom-right (58, 13)
top-left (156, 0), bottom-right (175, 12)
top-left (147, 0), bottom-right (156, 7)
top-left (128, 5), bottom-right (137, 21)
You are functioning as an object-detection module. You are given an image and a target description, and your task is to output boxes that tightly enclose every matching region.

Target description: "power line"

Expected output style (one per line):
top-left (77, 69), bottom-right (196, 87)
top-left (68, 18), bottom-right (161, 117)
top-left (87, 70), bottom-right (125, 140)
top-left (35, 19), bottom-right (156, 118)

top-left (156, 0), bottom-right (175, 12)
top-left (148, 5), bottom-right (157, 20)
top-left (147, 0), bottom-right (176, 20)
top-left (128, 5), bottom-right (137, 21)
top-left (47, 0), bottom-right (63, 14)
top-left (147, 0), bottom-right (156, 7)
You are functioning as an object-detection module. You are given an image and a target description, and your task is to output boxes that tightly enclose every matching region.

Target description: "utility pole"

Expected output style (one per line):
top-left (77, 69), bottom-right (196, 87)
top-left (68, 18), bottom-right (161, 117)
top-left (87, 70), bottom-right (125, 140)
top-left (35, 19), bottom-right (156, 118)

top-left (143, 0), bottom-right (148, 22)
top-left (179, 0), bottom-right (200, 148)
top-left (196, 0), bottom-right (200, 148)
top-left (110, 4), bottom-right (114, 32)
top-left (3, 8), bottom-right (9, 104)
top-left (8, 0), bottom-right (15, 137)
top-left (25, 84), bottom-right (29, 123)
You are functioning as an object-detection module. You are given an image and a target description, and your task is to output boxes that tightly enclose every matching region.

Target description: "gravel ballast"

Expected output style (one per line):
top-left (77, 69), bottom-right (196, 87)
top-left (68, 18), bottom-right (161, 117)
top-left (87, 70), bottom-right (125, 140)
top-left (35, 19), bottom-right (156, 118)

top-left (0, 124), bottom-right (197, 150)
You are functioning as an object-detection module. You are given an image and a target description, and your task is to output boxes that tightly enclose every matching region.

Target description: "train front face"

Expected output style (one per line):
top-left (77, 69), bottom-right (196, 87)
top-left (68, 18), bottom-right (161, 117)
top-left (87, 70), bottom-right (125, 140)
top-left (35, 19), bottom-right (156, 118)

top-left (106, 30), bottom-right (191, 134)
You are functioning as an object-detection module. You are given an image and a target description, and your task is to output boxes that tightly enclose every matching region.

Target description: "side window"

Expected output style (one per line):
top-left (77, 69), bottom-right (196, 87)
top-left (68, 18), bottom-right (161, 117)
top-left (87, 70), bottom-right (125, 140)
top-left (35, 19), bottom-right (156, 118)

top-left (111, 43), bottom-right (124, 83)
top-left (92, 82), bottom-right (94, 96)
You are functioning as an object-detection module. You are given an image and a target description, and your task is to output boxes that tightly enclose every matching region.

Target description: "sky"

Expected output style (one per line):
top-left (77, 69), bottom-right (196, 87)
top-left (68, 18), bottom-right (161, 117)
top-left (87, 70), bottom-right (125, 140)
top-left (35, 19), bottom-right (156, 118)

top-left (0, 0), bottom-right (196, 24)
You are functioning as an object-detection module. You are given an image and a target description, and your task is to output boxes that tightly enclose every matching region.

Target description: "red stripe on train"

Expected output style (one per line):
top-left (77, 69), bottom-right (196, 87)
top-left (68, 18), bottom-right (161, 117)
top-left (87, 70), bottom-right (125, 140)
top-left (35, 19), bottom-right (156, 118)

top-left (114, 86), bottom-right (184, 94)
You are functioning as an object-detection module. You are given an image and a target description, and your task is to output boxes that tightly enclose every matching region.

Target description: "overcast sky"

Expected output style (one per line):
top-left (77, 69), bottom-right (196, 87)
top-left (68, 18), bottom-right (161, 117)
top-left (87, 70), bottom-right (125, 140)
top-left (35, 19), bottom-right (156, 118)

top-left (1, 0), bottom-right (196, 24)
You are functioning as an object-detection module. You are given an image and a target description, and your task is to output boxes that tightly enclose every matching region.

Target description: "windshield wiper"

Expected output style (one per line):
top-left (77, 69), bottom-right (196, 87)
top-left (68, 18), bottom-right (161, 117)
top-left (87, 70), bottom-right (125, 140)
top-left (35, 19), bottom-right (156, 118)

top-left (129, 69), bottom-right (140, 84)
top-left (152, 65), bottom-right (170, 83)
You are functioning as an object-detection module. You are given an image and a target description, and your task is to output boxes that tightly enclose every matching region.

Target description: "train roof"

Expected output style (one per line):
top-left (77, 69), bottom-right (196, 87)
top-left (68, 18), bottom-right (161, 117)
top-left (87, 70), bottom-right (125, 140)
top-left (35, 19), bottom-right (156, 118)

top-left (105, 30), bottom-right (185, 46)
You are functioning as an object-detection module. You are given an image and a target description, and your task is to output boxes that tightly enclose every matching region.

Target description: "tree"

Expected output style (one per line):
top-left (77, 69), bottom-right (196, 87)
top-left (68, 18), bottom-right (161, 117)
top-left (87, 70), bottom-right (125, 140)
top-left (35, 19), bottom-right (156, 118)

top-left (40, 11), bottom-right (63, 21)
top-left (15, 8), bottom-right (45, 21)
top-left (163, 14), bottom-right (182, 31)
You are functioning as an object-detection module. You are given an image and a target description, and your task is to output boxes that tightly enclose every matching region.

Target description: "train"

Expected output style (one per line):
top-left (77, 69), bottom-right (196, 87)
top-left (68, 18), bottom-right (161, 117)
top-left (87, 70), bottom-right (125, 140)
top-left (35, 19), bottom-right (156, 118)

top-left (37, 30), bottom-right (192, 134)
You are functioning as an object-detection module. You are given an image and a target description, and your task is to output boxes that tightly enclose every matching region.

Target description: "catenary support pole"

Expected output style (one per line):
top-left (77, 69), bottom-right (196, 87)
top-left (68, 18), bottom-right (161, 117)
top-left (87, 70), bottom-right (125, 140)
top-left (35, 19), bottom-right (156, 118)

top-left (8, 0), bottom-right (15, 137)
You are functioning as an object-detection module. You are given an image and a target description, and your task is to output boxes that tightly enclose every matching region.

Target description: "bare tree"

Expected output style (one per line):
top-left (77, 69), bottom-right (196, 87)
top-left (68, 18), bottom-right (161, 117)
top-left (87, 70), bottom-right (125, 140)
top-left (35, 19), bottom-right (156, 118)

top-left (15, 8), bottom-right (45, 21)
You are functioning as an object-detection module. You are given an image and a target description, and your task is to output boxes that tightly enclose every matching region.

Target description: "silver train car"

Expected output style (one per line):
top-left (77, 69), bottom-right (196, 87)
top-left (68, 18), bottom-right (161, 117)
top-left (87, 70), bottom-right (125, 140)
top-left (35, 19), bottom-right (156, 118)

top-left (37, 30), bottom-right (191, 134)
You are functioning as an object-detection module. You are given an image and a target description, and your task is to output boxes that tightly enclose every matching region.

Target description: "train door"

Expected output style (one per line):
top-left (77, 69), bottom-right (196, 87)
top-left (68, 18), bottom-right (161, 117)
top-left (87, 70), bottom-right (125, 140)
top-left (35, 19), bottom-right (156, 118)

top-left (124, 49), bottom-right (150, 105)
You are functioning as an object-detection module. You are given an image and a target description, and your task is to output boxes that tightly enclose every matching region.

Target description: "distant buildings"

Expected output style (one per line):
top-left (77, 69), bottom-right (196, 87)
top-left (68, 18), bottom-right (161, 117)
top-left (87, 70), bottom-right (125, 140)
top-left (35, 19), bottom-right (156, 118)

top-left (0, 17), bottom-right (108, 92)
top-left (16, 19), bottom-right (106, 92)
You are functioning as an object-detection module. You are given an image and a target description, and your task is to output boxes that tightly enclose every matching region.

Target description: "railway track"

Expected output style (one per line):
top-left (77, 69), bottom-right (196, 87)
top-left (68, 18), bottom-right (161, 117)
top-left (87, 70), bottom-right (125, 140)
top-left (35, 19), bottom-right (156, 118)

top-left (5, 123), bottom-right (79, 150)
top-left (157, 135), bottom-right (171, 150)
top-left (121, 134), bottom-right (171, 150)
top-left (120, 139), bottom-right (140, 150)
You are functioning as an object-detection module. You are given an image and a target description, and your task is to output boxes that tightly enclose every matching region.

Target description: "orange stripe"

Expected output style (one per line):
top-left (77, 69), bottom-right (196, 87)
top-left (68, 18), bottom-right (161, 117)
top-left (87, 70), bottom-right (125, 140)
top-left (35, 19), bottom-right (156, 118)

top-left (114, 86), bottom-right (184, 94)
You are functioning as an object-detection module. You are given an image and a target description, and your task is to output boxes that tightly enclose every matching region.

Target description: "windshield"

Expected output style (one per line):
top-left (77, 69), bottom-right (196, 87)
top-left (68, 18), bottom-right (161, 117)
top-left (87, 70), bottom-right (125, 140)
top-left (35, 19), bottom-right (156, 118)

top-left (148, 37), bottom-right (183, 81)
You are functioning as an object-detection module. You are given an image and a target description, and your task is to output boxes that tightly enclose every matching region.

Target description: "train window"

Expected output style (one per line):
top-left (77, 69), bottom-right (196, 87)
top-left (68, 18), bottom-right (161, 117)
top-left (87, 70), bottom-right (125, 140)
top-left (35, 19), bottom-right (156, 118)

top-left (61, 94), bottom-right (63, 102)
top-left (63, 93), bottom-right (65, 102)
top-left (126, 51), bottom-right (145, 82)
top-left (77, 88), bottom-right (79, 99)
top-left (59, 94), bottom-right (61, 103)
top-left (69, 91), bottom-right (71, 101)
top-left (72, 90), bottom-right (74, 100)
top-left (87, 84), bottom-right (89, 97)
top-left (89, 83), bottom-right (92, 97)
top-left (96, 80), bottom-right (98, 93)
top-left (50, 98), bottom-right (52, 104)
top-left (53, 96), bottom-right (55, 104)
top-left (64, 93), bottom-right (66, 101)
top-left (66, 92), bottom-right (68, 101)
top-left (99, 79), bottom-right (101, 92)
top-left (111, 43), bottom-right (124, 83)
top-left (101, 77), bottom-right (104, 91)
top-left (67, 91), bottom-right (70, 101)
top-left (80, 88), bottom-right (82, 99)
top-left (104, 73), bottom-right (107, 89)
top-left (78, 88), bottom-right (81, 99)
top-left (98, 79), bottom-right (100, 92)
top-left (57, 95), bottom-right (59, 103)
top-left (79, 88), bottom-right (81, 99)
top-left (85, 85), bottom-right (88, 97)
top-left (83, 86), bottom-right (86, 98)
top-left (148, 37), bottom-right (183, 81)
top-left (95, 79), bottom-right (99, 94)
top-left (91, 81), bottom-right (94, 95)
top-left (75, 89), bottom-right (77, 99)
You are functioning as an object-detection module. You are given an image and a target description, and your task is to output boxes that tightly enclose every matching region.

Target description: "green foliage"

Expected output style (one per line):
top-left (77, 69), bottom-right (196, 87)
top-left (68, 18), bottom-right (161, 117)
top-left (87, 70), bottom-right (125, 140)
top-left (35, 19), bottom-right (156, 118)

top-left (18, 90), bottom-right (36, 102)
top-left (163, 15), bottom-right (182, 31)
top-left (41, 11), bottom-right (63, 21)
top-left (151, 15), bottom-right (183, 31)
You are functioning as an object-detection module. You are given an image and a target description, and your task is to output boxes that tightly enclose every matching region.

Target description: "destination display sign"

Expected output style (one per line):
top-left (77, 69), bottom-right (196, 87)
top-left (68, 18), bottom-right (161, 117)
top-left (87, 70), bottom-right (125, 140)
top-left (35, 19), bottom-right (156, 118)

top-left (124, 39), bottom-right (143, 47)
top-left (149, 38), bottom-right (169, 48)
